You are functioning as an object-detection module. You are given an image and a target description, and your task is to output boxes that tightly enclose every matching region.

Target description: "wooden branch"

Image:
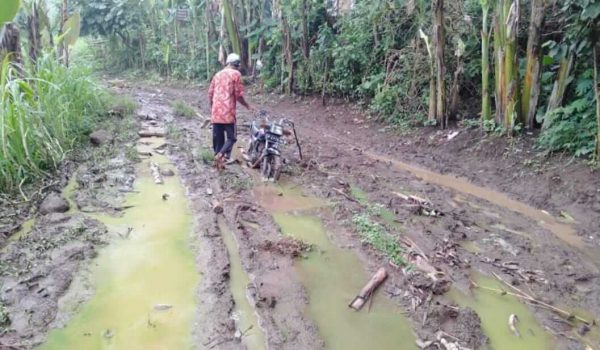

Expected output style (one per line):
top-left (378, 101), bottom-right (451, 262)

top-left (349, 267), bottom-right (387, 311)
top-left (150, 162), bottom-right (164, 184)
top-left (333, 188), bottom-right (359, 203)
top-left (472, 276), bottom-right (592, 325)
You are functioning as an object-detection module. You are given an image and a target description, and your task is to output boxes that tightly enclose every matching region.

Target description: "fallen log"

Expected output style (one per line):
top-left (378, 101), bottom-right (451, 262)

top-left (138, 128), bottom-right (166, 137)
top-left (349, 267), bottom-right (387, 311)
top-left (150, 162), bottom-right (164, 184)
top-left (212, 200), bottom-right (224, 214)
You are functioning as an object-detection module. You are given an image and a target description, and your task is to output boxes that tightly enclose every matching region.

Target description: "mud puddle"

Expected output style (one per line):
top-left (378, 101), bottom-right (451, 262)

top-left (255, 183), bottom-right (417, 349)
top-left (448, 273), bottom-right (552, 350)
top-left (322, 132), bottom-right (582, 249)
top-left (218, 217), bottom-right (267, 350)
top-left (7, 175), bottom-right (78, 245)
top-left (41, 137), bottom-right (199, 349)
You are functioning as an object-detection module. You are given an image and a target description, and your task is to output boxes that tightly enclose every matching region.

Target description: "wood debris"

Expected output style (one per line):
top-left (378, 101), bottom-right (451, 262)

top-left (416, 330), bottom-right (472, 350)
top-left (150, 162), bottom-right (164, 184)
top-left (138, 128), bottom-right (166, 137)
top-left (393, 191), bottom-right (443, 217)
top-left (349, 267), bottom-right (387, 311)
top-left (508, 314), bottom-right (520, 337)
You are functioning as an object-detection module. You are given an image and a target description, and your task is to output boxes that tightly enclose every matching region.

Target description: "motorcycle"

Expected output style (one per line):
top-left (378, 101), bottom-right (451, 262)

top-left (246, 112), bottom-right (302, 181)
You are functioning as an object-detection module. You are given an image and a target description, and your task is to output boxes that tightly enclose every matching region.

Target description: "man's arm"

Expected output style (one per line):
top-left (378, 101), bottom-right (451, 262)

top-left (234, 74), bottom-right (254, 110)
top-left (237, 96), bottom-right (253, 110)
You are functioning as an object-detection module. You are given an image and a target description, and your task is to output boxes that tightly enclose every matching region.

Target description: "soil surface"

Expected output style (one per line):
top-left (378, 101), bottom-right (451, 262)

top-left (1, 78), bottom-right (599, 350)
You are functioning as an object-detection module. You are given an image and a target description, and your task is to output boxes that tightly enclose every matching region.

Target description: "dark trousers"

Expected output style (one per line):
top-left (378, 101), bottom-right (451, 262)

top-left (212, 123), bottom-right (237, 158)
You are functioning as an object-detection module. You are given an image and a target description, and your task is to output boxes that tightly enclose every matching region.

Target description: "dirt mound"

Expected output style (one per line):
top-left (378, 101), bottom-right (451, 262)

top-left (259, 237), bottom-right (312, 258)
top-left (0, 214), bottom-right (107, 346)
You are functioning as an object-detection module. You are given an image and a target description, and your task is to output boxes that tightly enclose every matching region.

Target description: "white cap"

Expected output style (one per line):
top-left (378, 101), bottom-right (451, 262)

top-left (226, 53), bottom-right (241, 65)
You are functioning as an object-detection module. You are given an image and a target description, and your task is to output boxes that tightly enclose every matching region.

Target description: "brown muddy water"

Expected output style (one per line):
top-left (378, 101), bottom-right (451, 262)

top-left (322, 131), bottom-right (582, 250)
top-left (254, 183), bottom-right (418, 350)
top-left (40, 138), bottom-right (200, 349)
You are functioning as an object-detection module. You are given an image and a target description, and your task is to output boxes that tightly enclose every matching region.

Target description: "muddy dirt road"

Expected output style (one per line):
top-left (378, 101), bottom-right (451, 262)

top-left (1, 80), bottom-right (599, 350)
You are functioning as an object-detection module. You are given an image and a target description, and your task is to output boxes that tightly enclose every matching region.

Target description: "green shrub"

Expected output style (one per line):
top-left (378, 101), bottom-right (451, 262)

top-left (539, 69), bottom-right (597, 158)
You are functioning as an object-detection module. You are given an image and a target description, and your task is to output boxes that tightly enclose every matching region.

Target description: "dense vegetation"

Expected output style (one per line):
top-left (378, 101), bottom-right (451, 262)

top-left (1, 0), bottom-right (111, 193)
top-left (67, 0), bottom-right (599, 159)
top-left (1, 0), bottom-right (599, 192)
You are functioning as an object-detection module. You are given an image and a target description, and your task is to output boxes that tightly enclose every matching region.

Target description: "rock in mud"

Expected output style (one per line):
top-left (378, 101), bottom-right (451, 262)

top-left (160, 168), bottom-right (175, 177)
top-left (39, 193), bottom-right (70, 215)
top-left (89, 130), bottom-right (114, 146)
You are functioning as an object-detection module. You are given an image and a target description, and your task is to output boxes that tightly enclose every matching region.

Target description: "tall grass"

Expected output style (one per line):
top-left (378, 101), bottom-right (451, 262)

top-left (0, 53), bottom-right (109, 192)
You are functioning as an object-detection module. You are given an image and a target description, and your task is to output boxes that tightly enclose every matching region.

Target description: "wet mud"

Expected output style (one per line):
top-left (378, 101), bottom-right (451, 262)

top-left (2, 79), bottom-right (599, 350)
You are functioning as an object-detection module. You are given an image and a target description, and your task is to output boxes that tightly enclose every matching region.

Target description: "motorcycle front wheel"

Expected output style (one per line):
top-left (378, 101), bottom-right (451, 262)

top-left (271, 155), bottom-right (282, 181)
top-left (261, 156), bottom-right (271, 180)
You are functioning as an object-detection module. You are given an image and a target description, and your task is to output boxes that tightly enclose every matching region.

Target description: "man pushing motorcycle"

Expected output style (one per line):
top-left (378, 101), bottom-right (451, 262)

top-left (208, 53), bottom-right (255, 169)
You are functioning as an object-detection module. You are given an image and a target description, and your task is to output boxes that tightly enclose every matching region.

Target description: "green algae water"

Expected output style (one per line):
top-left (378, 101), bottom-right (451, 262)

top-left (218, 217), bottom-right (266, 350)
top-left (7, 218), bottom-right (34, 243)
top-left (448, 273), bottom-right (552, 350)
top-left (271, 212), bottom-right (417, 350)
top-left (41, 138), bottom-right (199, 350)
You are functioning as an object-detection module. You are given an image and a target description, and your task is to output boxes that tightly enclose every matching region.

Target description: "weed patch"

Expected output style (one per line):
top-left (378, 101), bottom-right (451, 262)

top-left (172, 100), bottom-right (196, 118)
top-left (196, 147), bottom-right (214, 165)
top-left (352, 213), bottom-right (406, 266)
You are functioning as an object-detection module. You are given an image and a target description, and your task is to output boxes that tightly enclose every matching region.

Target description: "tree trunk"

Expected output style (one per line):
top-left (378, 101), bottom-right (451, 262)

top-left (593, 44), bottom-right (600, 159)
top-left (433, 0), bottom-right (446, 128)
top-left (448, 59), bottom-right (464, 120)
top-left (503, 0), bottom-right (520, 130)
top-left (282, 15), bottom-right (293, 95)
top-left (206, 1), bottom-right (215, 80)
top-left (493, 0), bottom-right (505, 125)
top-left (545, 52), bottom-right (574, 116)
top-left (28, 2), bottom-right (41, 64)
top-left (0, 23), bottom-right (22, 65)
top-left (59, 0), bottom-right (68, 65)
top-left (223, 0), bottom-right (243, 66)
top-left (481, 0), bottom-right (492, 122)
top-left (522, 0), bottom-right (545, 130)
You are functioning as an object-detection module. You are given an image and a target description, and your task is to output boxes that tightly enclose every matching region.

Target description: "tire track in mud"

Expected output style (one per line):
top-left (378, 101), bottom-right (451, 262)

top-left (135, 88), bottom-right (324, 349)
top-left (128, 83), bottom-right (599, 350)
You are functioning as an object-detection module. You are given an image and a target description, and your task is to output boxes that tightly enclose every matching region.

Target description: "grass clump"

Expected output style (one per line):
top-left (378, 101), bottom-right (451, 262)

top-left (0, 54), bottom-right (110, 192)
top-left (110, 95), bottom-right (138, 116)
top-left (196, 147), bottom-right (214, 164)
top-left (172, 100), bottom-right (196, 118)
top-left (0, 302), bottom-right (9, 330)
top-left (352, 213), bottom-right (406, 266)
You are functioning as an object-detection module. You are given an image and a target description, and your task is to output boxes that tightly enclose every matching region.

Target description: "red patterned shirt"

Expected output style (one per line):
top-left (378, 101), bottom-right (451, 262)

top-left (208, 67), bottom-right (244, 124)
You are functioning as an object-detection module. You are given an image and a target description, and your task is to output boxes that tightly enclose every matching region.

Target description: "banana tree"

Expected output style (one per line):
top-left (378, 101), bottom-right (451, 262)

top-left (433, 0), bottom-right (446, 128)
top-left (480, 0), bottom-right (492, 122)
top-left (521, 0), bottom-right (545, 129)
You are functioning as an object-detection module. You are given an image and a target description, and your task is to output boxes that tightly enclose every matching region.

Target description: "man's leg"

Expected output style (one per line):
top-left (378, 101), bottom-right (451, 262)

top-left (212, 124), bottom-right (225, 155)
top-left (219, 124), bottom-right (237, 160)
